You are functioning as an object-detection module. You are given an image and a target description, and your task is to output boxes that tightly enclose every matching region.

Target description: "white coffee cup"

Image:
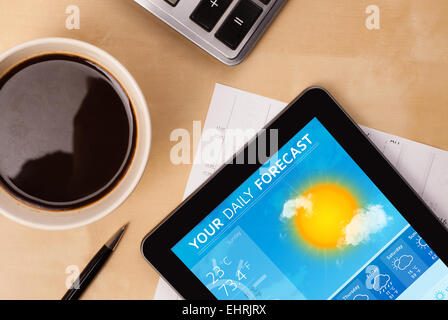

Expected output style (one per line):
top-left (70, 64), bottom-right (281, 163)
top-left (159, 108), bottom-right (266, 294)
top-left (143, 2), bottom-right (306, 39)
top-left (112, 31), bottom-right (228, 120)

top-left (0, 38), bottom-right (151, 230)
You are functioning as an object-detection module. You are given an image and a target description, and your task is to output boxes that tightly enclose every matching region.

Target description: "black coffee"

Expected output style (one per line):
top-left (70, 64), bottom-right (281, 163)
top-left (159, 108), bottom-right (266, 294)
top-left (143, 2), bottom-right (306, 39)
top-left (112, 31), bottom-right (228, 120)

top-left (0, 54), bottom-right (136, 210)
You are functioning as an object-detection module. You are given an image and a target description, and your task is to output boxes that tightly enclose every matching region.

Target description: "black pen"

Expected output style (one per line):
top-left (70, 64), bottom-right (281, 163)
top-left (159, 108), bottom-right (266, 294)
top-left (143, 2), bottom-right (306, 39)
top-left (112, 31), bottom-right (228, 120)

top-left (62, 223), bottom-right (128, 300)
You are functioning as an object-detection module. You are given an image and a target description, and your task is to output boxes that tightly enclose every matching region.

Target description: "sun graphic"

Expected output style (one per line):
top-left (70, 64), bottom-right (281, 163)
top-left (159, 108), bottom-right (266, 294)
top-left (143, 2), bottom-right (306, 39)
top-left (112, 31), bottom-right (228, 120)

top-left (294, 184), bottom-right (358, 249)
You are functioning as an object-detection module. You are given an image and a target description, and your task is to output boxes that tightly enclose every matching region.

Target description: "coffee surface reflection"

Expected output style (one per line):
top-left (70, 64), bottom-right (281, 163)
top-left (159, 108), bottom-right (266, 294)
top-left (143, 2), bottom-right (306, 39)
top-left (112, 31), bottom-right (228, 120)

top-left (0, 54), bottom-right (136, 209)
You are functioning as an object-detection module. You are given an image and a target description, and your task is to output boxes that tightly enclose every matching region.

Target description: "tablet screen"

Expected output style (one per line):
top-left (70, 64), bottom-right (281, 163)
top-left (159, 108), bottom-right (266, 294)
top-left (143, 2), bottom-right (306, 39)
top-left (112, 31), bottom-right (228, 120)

top-left (172, 118), bottom-right (448, 300)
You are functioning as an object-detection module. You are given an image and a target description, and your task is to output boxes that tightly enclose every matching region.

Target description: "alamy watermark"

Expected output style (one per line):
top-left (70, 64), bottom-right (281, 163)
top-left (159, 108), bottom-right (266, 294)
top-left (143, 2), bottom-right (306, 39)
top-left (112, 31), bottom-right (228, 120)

top-left (365, 5), bottom-right (380, 30)
top-left (170, 121), bottom-right (279, 166)
top-left (65, 264), bottom-right (80, 289)
top-left (65, 5), bottom-right (80, 30)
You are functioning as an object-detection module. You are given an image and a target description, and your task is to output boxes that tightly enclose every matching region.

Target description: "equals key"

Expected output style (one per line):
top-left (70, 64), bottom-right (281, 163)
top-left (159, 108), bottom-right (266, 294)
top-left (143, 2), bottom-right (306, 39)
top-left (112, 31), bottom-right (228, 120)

top-left (216, 0), bottom-right (263, 50)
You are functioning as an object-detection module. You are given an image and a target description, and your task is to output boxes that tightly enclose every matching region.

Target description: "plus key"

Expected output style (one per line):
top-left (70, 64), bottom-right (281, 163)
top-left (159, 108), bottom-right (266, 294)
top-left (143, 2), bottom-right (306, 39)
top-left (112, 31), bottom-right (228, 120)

top-left (190, 0), bottom-right (233, 32)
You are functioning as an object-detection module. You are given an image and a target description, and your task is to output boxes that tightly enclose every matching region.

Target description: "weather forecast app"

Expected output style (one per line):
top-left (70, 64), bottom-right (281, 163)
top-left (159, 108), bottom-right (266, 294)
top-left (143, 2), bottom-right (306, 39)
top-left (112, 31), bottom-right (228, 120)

top-left (172, 118), bottom-right (448, 300)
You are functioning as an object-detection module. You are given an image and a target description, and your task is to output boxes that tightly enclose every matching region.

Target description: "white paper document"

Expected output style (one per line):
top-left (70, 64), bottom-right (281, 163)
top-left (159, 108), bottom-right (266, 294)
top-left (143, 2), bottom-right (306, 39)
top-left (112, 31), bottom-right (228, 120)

top-left (154, 84), bottom-right (448, 300)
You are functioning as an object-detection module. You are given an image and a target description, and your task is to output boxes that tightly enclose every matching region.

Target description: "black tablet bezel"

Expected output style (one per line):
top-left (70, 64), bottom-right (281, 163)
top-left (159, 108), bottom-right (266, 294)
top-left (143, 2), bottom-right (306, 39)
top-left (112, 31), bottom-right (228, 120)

top-left (142, 87), bottom-right (448, 300)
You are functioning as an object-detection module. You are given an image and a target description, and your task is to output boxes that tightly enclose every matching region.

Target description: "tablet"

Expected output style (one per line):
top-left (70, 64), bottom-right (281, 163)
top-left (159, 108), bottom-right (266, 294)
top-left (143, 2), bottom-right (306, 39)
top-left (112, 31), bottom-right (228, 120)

top-left (142, 87), bottom-right (448, 300)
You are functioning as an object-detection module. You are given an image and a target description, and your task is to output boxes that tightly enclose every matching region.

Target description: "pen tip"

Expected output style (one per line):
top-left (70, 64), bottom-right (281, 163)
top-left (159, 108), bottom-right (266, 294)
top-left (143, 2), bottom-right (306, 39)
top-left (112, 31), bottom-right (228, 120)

top-left (105, 223), bottom-right (129, 251)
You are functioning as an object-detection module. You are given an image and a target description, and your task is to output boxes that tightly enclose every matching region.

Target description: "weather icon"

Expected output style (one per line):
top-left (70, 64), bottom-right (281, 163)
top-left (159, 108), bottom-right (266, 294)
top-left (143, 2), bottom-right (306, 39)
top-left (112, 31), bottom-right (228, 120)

top-left (365, 265), bottom-right (391, 292)
top-left (434, 290), bottom-right (446, 300)
top-left (393, 255), bottom-right (413, 271)
top-left (281, 183), bottom-right (390, 250)
top-left (373, 274), bottom-right (390, 291)
top-left (416, 237), bottom-right (428, 249)
top-left (353, 294), bottom-right (369, 300)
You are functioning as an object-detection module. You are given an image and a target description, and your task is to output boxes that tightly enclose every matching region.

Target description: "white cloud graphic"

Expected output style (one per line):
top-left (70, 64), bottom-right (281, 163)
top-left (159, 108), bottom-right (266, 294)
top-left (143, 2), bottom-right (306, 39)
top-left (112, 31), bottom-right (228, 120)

top-left (394, 255), bottom-right (413, 270)
top-left (353, 294), bottom-right (369, 300)
top-left (341, 205), bottom-right (391, 247)
top-left (373, 274), bottom-right (390, 291)
top-left (280, 194), bottom-right (313, 220)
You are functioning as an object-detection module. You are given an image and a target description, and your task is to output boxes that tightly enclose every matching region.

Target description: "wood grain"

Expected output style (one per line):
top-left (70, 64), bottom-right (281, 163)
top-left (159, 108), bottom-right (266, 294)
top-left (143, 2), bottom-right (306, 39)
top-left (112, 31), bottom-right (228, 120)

top-left (0, 0), bottom-right (446, 299)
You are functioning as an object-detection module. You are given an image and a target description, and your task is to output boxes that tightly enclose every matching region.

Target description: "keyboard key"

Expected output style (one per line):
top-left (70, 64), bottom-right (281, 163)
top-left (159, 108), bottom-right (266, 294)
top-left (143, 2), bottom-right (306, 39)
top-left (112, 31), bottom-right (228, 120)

top-left (164, 0), bottom-right (180, 6)
top-left (190, 0), bottom-right (233, 32)
top-left (215, 0), bottom-right (262, 50)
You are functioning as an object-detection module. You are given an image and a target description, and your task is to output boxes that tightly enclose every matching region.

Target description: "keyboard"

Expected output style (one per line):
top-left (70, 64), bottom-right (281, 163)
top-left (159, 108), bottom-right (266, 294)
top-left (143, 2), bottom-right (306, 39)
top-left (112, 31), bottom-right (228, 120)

top-left (134, 0), bottom-right (287, 65)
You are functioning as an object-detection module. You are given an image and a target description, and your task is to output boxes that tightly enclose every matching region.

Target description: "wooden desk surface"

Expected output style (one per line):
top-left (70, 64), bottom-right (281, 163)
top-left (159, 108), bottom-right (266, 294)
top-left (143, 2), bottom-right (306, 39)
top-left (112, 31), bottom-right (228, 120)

top-left (0, 0), bottom-right (447, 299)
